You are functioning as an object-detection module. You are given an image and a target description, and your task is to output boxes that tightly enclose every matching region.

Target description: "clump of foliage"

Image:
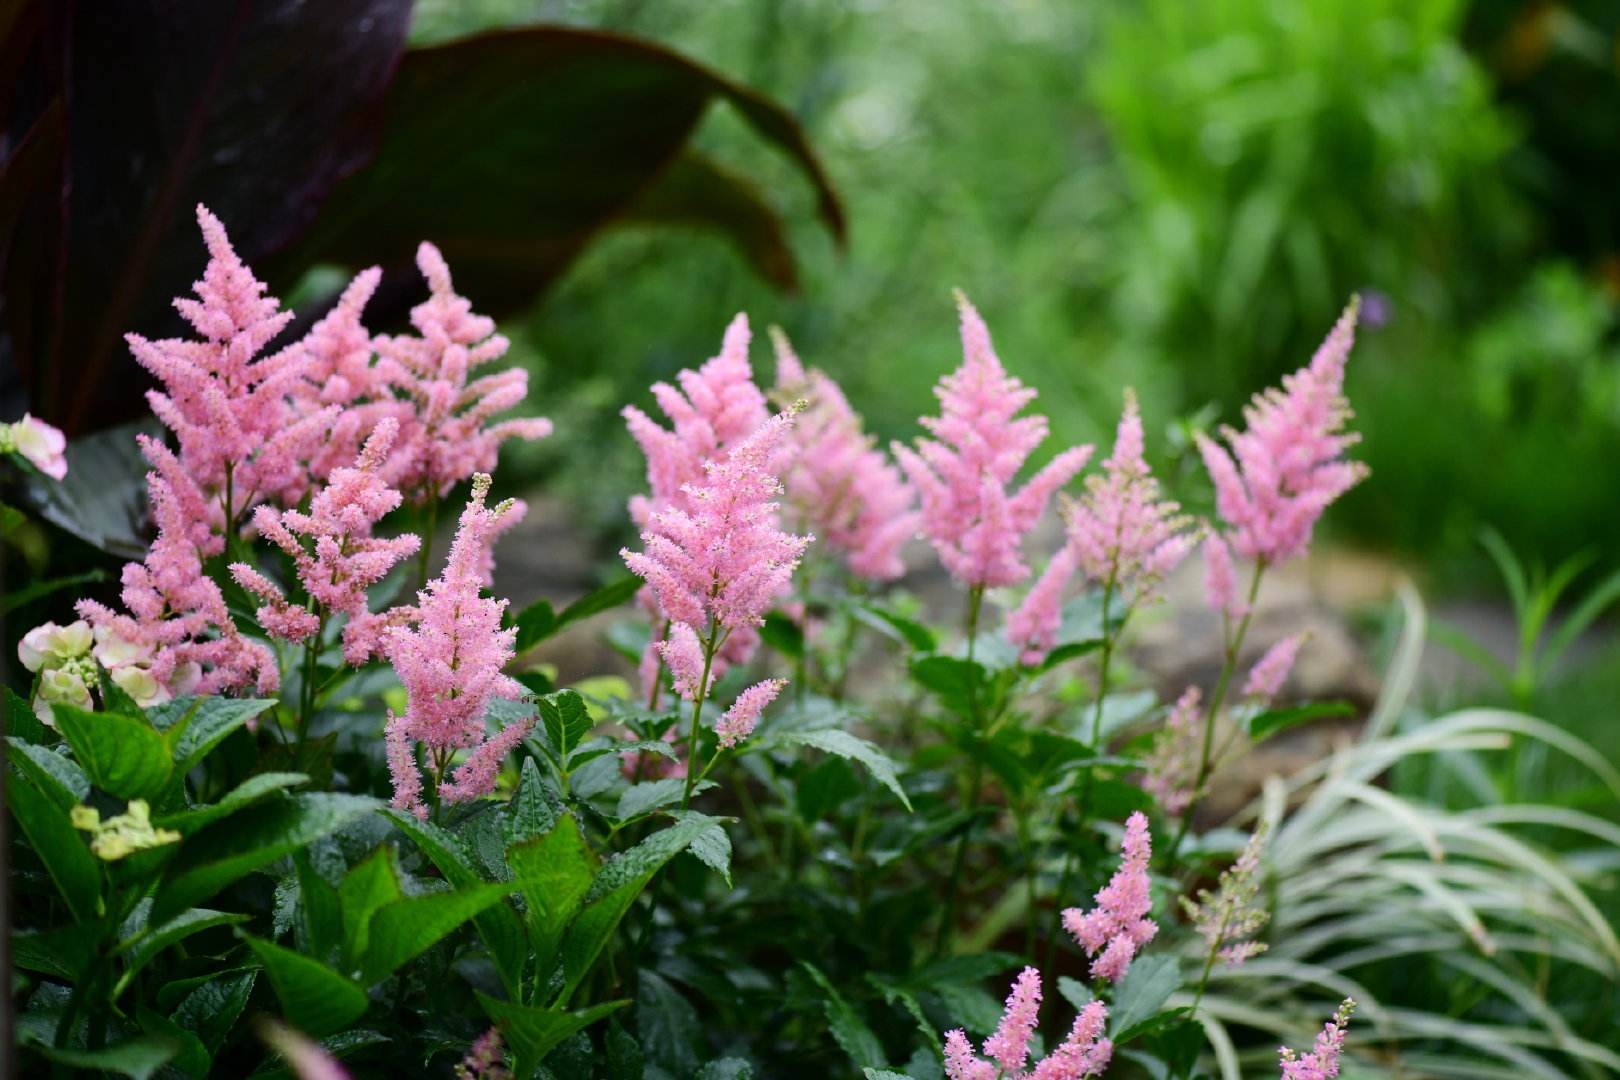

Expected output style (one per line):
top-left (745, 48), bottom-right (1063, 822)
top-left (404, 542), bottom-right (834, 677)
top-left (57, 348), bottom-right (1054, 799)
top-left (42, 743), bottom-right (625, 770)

top-left (6, 210), bottom-right (1617, 1079)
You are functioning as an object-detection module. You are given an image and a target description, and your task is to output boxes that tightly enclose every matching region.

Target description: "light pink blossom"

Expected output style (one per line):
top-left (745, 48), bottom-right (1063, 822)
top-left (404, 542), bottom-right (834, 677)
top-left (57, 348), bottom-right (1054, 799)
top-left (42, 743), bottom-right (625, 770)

top-left (1279, 999), bottom-right (1355, 1080)
top-left (454, 1027), bottom-right (512, 1080)
top-left (1244, 633), bottom-right (1306, 702)
top-left (78, 470), bottom-right (277, 699)
top-left (381, 475), bottom-right (530, 817)
top-left (623, 314), bottom-right (769, 529)
top-left (257, 1018), bottom-right (350, 1080)
top-left (1198, 300), bottom-right (1368, 565)
top-left (1182, 827), bottom-right (1271, 968)
top-left (983, 966), bottom-right (1042, 1073)
top-left (621, 410), bottom-right (812, 638)
top-left (1203, 533), bottom-right (1246, 619)
top-left (375, 243), bottom-right (553, 501)
top-left (655, 622), bottom-right (708, 700)
top-left (1062, 811), bottom-right (1157, 981)
top-left (3, 414), bottom-right (68, 480)
top-left (771, 328), bottom-right (918, 580)
top-left (943, 970), bottom-right (1111, 1080)
top-left (715, 678), bottom-right (786, 748)
top-left (231, 418), bottom-right (421, 661)
top-left (127, 205), bottom-right (336, 523)
top-left (1143, 686), bottom-right (1203, 815)
top-left (1030, 1002), bottom-right (1113, 1080)
top-left (893, 291), bottom-right (1091, 589)
top-left (1004, 546), bottom-right (1078, 664)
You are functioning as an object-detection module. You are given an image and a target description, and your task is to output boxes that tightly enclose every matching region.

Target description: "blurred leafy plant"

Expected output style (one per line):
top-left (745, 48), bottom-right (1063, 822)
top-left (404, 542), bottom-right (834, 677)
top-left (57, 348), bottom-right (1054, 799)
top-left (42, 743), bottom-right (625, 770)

top-left (1, 1), bottom-right (843, 434)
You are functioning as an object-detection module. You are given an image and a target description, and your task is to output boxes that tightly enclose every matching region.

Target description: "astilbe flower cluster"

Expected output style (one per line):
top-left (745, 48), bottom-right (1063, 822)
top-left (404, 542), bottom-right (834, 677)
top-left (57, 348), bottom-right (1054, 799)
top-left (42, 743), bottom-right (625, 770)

top-left (454, 1027), bottom-right (513, 1080)
top-left (1062, 811), bottom-right (1158, 981)
top-left (1198, 300), bottom-right (1368, 566)
top-left (229, 418), bottom-right (421, 661)
top-left (1142, 686), bottom-right (1203, 815)
top-left (1182, 826), bottom-right (1271, 967)
top-left (373, 244), bottom-right (554, 501)
top-left (78, 470), bottom-right (277, 699)
top-left (1009, 390), bottom-right (1195, 661)
top-left (1244, 632), bottom-right (1307, 703)
top-left (128, 205), bottom-right (337, 530)
top-left (625, 410), bottom-right (811, 749)
top-left (770, 328), bottom-right (919, 581)
top-left (943, 967), bottom-right (1112, 1080)
top-left (383, 476), bottom-right (530, 819)
top-left (894, 291), bottom-right (1092, 590)
top-left (1279, 999), bottom-right (1355, 1080)
top-left (1202, 533), bottom-right (1246, 620)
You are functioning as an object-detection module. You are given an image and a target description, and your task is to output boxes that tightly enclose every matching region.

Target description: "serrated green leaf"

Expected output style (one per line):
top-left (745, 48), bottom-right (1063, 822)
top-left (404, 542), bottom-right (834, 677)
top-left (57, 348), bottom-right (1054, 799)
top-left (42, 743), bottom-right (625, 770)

top-left (5, 685), bottom-right (47, 744)
top-left (475, 993), bottom-right (629, 1077)
top-left (636, 970), bottom-right (701, 1075)
top-left (135, 1006), bottom-right (209, 1078)
top-left (1036, 638), bottom-right (1103, 672)
top-left (615, 778), bottom-right (715, 822)
top-left (152, 793), bottom-right (379, 923)
top-left (567, 737), bottom-right (681, 770)
top-left (242, 933), bottom-right (369, 1037)
top-left (385, 809), bottom-right (528, 997)
top-left (155, 772), bottom-right (309, 834)
top-left (172, 970), bottom-right (257, 1053)
top-left (1057, 975), bottom-right (1094, 1012)
top-left (295, 850), bottom-right (343, 961)
top-left (12, 923), bottom-right (99, 980)
top-left (53, 702), bottom-right (172, 800)
top-left (908, 655), bottom-right (986, 720)
top-left (26, 1035), bottom-right (179, 1079)
top-left (339, 844), bottom-right (403, 971)
top-left (506, 814), bottom-right (596, 980)
top-left (538, 690), bottom-right (593, 762)
top-left (800, 962), bottom-right (885, 1070)
top-left (674, 810), bottom-right (732, 887)
top-left (7, 737), bottom-right (89, 807)
top-left (1109, 955), bottom-right (1180, 1041)
top-left (162, 696), bottom-right (275, 771)
top-left (853, 604), bottom-right (937, 652)
top-left (771, 728), bottom-right (911, 811)
top-left (358, 881), bottom-right (517, 984)
top-left (863, 1071), bottom-right (912, 1080)
top-left (559, 815), bottom-right (718, 1000)
top-left (117, 908), bottom-right (249, 990)
top-left (514, 598), bottom-right (560, 654)
top-left (504, 757), bottom-right (562, 844)
top-left (1246, 700), bottom-right (1356, 742)
top-left (7, 769), bottom-right (101, 921)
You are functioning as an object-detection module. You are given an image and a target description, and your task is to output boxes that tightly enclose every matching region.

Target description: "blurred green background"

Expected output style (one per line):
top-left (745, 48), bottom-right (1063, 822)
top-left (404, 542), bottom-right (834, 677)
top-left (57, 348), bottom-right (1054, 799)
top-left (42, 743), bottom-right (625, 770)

top-left (415, 0), bottom-right (1620, 589)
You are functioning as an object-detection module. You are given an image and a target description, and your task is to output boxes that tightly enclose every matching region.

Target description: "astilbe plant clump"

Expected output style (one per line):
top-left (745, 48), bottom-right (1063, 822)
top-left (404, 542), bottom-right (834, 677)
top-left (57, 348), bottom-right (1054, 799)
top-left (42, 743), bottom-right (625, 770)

top-left (13, 239), bottom-right (1613, 1080)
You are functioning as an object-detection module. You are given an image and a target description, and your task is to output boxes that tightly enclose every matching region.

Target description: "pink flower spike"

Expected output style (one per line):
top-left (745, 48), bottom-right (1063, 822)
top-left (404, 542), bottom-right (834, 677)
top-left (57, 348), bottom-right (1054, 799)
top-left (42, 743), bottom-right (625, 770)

top-left (1143, 686), bottom-right (1203, 815)
top-left (716, 678), bottom-right (786, 749)
top-left (257, 1018), bottom-right (350, 1080)
top-left (1061, 811), bottom-right (1158, 982)
top-left (1065, 389), bottom-right (1196, 606)
top-left (1006, 545), bottom-right (1079, 664)
top-left (1030, 1001), bottom-right (1113, 1080)
top-left (5, 414), bottom-right (68, 480)
top-left (983, 966), bottom-right (1042, 1073)
top-left (894, 290), bottom-right (1091, 589)
top-left (440, 715), bottom-right (533, 805)
top-left (656, 622), bottom-right (708, 700)
top-left (770, 327), bottom-right (919, 581)
top-left (1203, 532), bottom-right (1246, 619)
top-left (943, 1029), bottom-right (997, 1080)
top-left (1244, 632), bottom-right (1306, 702)
top-left (1279, 999), bottom-right (1356, 1079)
top-left (1200, 299), bottom-right (1368, 565)
top-left (374, 243), bottom-right (552, 501)
top-left (455, 1027), bottom-right (513, 1080)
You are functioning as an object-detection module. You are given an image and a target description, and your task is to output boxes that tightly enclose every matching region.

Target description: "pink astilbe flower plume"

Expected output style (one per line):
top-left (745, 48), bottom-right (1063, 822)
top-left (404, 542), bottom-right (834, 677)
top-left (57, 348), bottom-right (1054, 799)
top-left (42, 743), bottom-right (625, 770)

top-left (1182, 826), bottom-right (1271, 967)
top-left (623, 313), bottom-right (769, 528)
top-left (127, 205), bottom-right (337, 526)
top-left (294, 266), bottom-right (413, 488)
top-left (943, 969), bottom-right (1112, 1080)
top-left (454, 1027), bottom-right (513, 1080)
top-left (1143, 686), bottom-right (1203, 815)
top-left (1203, 533), bottom-right (1246, 619)
top-left (1198, 299), bottom-right (1368, 565)
top-left (1279, 999), bottom-right (1355, 1080)
top-left (229, 418), bottom-right (422, 663)
top-left (381, 475), bottom-right (530, 819)
top-left (770, 327), bottom-right (919, 580)
top-left (622, 409), bottom-right (813, 641)
top-left (716, 677), bottom-right (786, 749)
top-left (78, 471), bottom-right (277, 699)
top-left (1008, 390), bottom-right (1195, 660)
top-left (1243, 632), bottom-right (1307, 703)
top-left (375, 244), bottom-right (553, 501)
top-left (894, 291), bottom-right (1091, 590)
top-left (1063, 811), bottom-right (1158, 981)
